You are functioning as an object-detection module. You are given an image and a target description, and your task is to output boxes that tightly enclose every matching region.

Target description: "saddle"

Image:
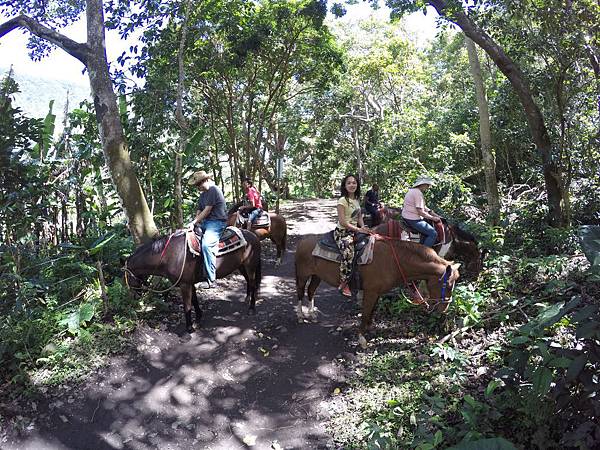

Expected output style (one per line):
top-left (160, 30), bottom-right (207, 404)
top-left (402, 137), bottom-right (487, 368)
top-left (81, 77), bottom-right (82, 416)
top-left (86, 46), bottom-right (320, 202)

top-left (236, 209), bottom-right (271, 229)
top-left (186, 226), bottom-right (247, 257)
top-left (392, 217), bottom-right (450, 256)
top-left (312, 231), bottom-right (376, 295)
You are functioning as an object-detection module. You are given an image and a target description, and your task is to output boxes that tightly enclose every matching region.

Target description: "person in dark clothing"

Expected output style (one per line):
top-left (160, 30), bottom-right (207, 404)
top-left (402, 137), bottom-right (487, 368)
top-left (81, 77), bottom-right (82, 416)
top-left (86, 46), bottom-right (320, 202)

top-left (364, 184), bottom-right (383, 226)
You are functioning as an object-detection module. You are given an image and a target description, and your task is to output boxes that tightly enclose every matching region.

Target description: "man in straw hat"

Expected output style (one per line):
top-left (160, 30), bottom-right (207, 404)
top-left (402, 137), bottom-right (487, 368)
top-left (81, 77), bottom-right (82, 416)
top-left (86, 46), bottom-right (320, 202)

top-left (187, 170), bottom-right (227, 289)
top-left (401, 176), bottom-right (441, 248)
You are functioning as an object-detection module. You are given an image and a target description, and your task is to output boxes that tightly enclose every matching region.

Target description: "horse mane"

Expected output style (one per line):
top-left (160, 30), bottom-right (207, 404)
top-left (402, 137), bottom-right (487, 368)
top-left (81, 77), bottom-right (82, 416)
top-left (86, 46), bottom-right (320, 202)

top-left (390, 239), bottom-right (449, 265)
top-left (131, 235), bottom-right (171, 256)
top-left (227, 201), bottom-right (243, 216)
top-left (451, 224), bottom-right (478, 244)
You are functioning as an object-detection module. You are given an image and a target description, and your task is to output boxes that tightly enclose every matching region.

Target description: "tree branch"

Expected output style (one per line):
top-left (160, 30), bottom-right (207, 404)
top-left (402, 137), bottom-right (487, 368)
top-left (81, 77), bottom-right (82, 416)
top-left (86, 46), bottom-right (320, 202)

top-left (0, 15), bottom-right (89, 65)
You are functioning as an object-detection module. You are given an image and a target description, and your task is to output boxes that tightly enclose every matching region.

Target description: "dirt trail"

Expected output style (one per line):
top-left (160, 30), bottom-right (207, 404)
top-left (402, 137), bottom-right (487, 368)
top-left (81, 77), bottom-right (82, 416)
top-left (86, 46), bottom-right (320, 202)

top-left (4, 199), bottom-right (360, 450)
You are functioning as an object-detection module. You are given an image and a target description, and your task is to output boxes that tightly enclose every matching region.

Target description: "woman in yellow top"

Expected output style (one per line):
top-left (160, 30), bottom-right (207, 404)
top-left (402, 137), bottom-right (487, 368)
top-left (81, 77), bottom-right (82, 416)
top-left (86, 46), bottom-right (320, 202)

top-left (335, 174), bottom-right (370, 297)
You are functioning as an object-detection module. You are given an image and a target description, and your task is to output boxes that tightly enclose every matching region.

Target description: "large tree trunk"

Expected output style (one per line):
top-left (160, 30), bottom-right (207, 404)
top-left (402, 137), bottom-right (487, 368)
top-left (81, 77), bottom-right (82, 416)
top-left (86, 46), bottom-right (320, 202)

top-left (86, 0), bottom-right (158, 242)
top-left (0, 4), bottom-right (159, 243)
top-left (429, 0), bottom-right (566, 226)
top-left (465, 36), bottom-right (500, 225)
top-left (174, 0), bottom-right (192, 230)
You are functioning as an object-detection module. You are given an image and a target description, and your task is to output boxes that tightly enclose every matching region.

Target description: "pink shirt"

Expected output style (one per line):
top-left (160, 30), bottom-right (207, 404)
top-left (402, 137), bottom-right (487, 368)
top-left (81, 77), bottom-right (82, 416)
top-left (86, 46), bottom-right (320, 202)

top-left (402, 188), bottom-right (426, 220)
top-left (246, 186), bottom-right (262, 208)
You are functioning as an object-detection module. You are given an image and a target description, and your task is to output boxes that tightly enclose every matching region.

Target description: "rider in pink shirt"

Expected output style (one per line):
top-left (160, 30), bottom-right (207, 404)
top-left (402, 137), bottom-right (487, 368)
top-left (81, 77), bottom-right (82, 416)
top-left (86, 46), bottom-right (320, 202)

top-left (402, 176), bottom-right (441, 247)
top-left (242, 178), bottom-right (263, 229)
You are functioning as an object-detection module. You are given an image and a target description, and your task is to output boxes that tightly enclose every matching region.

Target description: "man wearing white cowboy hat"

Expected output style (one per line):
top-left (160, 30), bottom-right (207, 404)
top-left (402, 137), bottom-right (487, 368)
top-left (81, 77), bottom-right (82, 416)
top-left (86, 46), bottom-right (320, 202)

top-left (401, 176), bottom-right (442, 248)
top-left (187, 170), bottom-right (227, 289)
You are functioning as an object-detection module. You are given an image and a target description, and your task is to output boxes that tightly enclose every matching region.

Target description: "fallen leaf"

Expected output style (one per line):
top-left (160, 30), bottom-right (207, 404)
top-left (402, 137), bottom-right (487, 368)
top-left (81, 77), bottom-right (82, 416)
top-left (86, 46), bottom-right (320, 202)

top-left (333, 387), bottom-right (341, 395)
top-left (243, 434), bottom-right (257, 446)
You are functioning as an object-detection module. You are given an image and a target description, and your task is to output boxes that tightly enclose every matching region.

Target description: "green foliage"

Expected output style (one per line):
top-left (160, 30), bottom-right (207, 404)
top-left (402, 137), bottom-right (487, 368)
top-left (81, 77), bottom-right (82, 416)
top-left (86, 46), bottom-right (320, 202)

top-left (578, 225), bottom-right (600, 275)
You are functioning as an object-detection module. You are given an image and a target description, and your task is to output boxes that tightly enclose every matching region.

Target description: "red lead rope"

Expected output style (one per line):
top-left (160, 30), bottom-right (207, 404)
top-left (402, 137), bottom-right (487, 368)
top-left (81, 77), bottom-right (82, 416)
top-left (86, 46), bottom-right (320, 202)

top-left (373, 232), bottom-right (425, 304)
top-left (159, 232), bottom-right (175, 262)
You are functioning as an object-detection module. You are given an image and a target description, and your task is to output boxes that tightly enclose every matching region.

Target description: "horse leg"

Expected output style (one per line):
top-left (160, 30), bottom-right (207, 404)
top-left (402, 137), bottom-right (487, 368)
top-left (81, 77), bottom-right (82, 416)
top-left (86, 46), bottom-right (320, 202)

top-left (272, 235), bottom-right (282, 267)
top-left (358, 291), bottom-right (379, 349)
top-left (191, 288), bottom-right (202, 326)
top-left (239, 266), bottom-right (252, 305)
top-left (296, 274), bottom-right (309, 322)
top-left (181, 284), bottom-right (194, 333)
top-left (249, 257), bottom-right (261, 314)
top-left (306, 275), bottom-right (321, 321)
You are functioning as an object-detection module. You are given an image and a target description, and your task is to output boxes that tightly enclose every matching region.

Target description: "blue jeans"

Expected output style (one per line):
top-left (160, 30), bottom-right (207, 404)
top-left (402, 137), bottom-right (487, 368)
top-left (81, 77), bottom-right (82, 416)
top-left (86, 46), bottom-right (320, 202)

top-left (404, 218), bottom-right (438, 247)
top-left (201, 220), bottom-right (226, 282)
top-left (248, 208), bottom-right (262, 224)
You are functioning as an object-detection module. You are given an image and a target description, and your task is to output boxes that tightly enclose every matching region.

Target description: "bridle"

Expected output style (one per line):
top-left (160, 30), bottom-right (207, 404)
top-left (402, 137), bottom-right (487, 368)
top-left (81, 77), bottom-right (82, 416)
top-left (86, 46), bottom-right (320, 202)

top-left (123, 232), bottom-right (188, 294)
top-left (373, 231), bottom-right (455, 312)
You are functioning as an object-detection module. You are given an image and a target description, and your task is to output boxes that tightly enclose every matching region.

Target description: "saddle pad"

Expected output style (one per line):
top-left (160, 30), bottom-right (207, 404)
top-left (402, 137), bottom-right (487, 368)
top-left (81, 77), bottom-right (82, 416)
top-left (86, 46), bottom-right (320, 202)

top-left (237, 210), bottom-right (271, 229)
top-left (312, 235), bottom-right (376, 265)
top-left (217, 227), bottom-right (246, 256)
top-left (186, 226), bottom-right (247, 257)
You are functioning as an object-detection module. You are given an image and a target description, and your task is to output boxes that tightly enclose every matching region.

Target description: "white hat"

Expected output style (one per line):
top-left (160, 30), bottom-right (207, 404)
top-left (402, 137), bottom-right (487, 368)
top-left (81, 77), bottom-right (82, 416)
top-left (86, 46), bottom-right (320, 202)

top-left (412, 176), bottom-right (435, 188)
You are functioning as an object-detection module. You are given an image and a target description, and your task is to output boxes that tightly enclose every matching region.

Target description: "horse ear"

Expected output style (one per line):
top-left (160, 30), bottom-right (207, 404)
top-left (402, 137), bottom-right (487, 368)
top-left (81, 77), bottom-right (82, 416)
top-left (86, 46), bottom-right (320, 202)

top-left (120, 256), bottom-right (126, 267)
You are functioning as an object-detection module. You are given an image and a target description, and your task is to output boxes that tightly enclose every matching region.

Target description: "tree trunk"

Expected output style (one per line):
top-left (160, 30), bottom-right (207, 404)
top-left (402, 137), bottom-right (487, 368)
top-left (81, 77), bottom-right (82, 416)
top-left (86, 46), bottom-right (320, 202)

top-left (0, 4), bottom-right (159, 243)
top-left (429, 0), bottom-right (565, 226)
top-left (86, 0), bottom-right (158, 242)
top-left (174, 0), bottom-right (192, 230)
top-left (465, 36), bottom-right (500, 225)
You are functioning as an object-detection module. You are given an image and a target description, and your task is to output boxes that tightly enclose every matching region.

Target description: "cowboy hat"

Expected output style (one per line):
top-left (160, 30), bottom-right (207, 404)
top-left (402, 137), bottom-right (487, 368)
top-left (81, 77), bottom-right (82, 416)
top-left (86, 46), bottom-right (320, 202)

top-left (187, 170), bottom-right (212, 186)
top-left (412, 176), bottom-right (435, 188)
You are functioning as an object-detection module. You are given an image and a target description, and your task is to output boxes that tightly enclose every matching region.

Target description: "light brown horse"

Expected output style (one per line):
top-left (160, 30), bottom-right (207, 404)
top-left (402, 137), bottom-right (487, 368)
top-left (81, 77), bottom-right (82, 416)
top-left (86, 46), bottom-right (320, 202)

top-left (295, 235), bottom-right (460, 348)
top-left (227, 204), bottom-right (287, 266)
top-left (124, 230), bottom-right (261, 333)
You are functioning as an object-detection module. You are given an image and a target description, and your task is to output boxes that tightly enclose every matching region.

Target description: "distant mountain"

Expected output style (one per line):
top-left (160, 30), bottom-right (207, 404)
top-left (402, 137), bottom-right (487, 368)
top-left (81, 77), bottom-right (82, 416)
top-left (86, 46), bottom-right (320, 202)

top-left (0, 65), bottom-right (91, 130)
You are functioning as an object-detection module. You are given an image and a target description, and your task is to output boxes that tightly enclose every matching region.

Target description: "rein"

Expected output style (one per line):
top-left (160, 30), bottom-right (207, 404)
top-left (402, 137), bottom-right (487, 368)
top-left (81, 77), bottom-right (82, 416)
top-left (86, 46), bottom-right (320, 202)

top-left (373, 229), bottom-right (453, 310)
top-left (124, 232), bottom-right (188, 293)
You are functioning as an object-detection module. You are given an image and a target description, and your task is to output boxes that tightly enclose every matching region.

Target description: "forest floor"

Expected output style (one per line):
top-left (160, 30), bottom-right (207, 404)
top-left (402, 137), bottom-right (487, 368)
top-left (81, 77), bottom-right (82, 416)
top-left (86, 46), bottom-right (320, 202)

top-left (2, 199), bottom-right (364, 450)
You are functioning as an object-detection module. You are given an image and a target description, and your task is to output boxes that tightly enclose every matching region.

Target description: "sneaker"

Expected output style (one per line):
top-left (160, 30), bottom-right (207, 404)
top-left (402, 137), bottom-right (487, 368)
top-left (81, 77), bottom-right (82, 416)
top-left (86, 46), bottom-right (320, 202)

top-left (198, 280), bottom-right (215, 289)
top-left (338, 284), bottom-right (352, 298)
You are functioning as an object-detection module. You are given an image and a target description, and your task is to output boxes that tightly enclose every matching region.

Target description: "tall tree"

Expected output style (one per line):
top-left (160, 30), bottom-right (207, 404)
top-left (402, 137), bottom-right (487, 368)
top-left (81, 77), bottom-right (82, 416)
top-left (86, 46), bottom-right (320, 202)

top-left (465, 36), bottom-right (500, 225)
top-left (387, 0), bottom-right (567, 226)
top-left (0, 0), bottom-right (158, 243)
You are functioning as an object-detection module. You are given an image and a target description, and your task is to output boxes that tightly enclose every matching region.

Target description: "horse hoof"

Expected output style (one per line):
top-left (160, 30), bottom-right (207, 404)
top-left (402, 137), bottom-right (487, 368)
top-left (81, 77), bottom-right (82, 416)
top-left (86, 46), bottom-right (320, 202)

top-left (187, 326), bottom-right (195, 334)
top-left (358, 334), bottom-right (367, 349)
top-left (275, 260), bottom-right (281, 267)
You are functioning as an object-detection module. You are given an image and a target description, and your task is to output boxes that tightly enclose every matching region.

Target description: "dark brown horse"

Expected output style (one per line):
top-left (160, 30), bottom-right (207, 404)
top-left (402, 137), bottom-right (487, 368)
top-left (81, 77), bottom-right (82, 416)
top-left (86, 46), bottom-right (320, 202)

top-left (227, 204), bottom-right (287, 266)
top-left (374, 212), bottom-right (484, 277)
top-left (295, 235), bottom-right (461, 348)
top-left (124, 230), bottom-right (261, 333)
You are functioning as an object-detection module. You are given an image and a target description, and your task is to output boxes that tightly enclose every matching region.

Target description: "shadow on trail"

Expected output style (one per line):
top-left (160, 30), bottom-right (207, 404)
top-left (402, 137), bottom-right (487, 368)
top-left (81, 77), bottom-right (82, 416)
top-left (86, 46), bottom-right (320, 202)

top-left (7, 199), bottom-right (358, 450)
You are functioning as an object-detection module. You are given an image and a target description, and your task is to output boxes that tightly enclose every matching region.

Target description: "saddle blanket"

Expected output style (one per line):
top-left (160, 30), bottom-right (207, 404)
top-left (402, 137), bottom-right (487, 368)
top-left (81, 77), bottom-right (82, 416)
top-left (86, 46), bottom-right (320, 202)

top-left (312, 235), bottom-right (376, 265)
top-left (236, 210), bottom-right (271, 229)
top-left (186, 226), bottom-right (246, 257)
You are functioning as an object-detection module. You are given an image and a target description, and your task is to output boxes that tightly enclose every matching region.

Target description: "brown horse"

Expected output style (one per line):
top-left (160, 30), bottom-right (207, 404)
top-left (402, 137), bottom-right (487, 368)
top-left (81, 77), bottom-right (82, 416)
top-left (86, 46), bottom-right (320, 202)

top-left (227, 203), bottom-right (287, 266)
top-left (374, 212), bottom-right (484, 277)
top-left (124, 230), bottom-right (261, 333)
top-left (295, 235), bottom-right (460, 348)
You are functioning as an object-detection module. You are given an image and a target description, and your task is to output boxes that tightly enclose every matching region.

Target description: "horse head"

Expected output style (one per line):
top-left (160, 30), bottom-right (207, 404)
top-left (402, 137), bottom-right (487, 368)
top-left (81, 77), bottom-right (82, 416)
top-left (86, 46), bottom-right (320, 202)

top-left (424, 262), bottom-right (461, 313)
top-left (447, 225), bottom-right (483, 276)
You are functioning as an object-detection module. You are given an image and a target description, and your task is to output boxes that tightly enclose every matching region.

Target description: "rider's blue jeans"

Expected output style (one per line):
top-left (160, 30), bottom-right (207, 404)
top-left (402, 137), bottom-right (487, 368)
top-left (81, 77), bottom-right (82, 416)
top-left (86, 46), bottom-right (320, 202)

top-left (201, 219), bottom-right (226, 282)
top-left (248, 208), bottom-right (262, 225)
top-left (404, 218), bottom-right (438, 248)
